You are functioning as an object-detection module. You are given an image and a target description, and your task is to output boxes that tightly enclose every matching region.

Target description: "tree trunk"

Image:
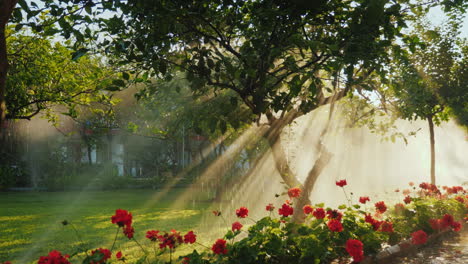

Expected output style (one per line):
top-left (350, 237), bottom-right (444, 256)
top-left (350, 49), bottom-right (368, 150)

top-left (428, 116), bottom-right (436, 185)
top-left (0, 0), bottom-right (18, 137)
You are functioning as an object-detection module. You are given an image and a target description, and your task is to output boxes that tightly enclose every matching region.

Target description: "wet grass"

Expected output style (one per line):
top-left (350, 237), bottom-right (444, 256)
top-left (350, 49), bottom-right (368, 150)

top-left (0, 189), bottom-right (214, 263)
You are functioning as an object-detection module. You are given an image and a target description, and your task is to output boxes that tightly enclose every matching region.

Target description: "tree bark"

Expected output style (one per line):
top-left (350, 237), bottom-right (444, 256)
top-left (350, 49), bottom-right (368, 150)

top-left (0, 0), bottom-right (18, 137)
top-left (428, 115), bottom-right (435, 185)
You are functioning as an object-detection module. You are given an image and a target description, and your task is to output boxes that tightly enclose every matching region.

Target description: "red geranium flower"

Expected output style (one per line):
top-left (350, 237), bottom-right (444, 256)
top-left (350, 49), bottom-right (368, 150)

top-left (235, 207), bottom-right (249, 218)
top-left (375, 201), bottom-right (387, 214)
top-left (441, 214), bottom-right (455, 228)
top-left (303, 205), bottom-right (313, 215)
top-left (111, 209), bottom-right (132, 227)
top-left (429, 219), bottom-right (442, 231)
top-left (90, 248), bottom-right (111, 264)
top-left (452, 221), bottom-right (461, 232)
top-left (266, 203), bottom-right (275, 212)
top-left (404, 196), bottom-right (412, 204)
top-left (379, 221), bottom-right (394, 233)
top-left (38, 250), bottom-right (71, 264)
top-left (288, 187), bottom-right (301, 198)
top-left (184, 231), bottom-right (196, 244)
top-left (359, 196), bottom-right (370, 204)
top-left (116, 251), bottom-right (123, 260)
top-left (345, 239), bottom-right (364, 263)
top-left (313, 208), bottom-right (326, 219)
top-left (411, 230), bottom-right (427, 245)
top-left (182, 257), bottom-right (190, 264)
top-left (326, 209), bottom-right (343, 221)
top-left (327, 219), bottom-right (343, 232)
top-left (278, 203), bottom-right (294, 217)
top-left (159, 230), bottom-right (184, 249)
top-left (231, 221), bottom-right (243, 232)
top-left (123, 225), bottom-right (134, 239)
top-left (336, 179), bottom-right (347, 187)
top-left (146, 230), bottom-right (160, 241)
top-left (211, 239), bottom-right (228, 255)
top-left (212, 210), bottom-right (221, 216)
top-left (364, 214), bottom-right (382, 231)
top-left (455, 196), bottom-right (465, 203)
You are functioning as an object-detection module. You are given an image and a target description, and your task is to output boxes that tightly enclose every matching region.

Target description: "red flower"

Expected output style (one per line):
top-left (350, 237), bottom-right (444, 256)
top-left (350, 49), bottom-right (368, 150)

top-left (379, 221), bottom-right (394, 233)
top-left (111, 209), bottom-right (132, 227)
top-left (327, 219), bottom-right (343, 232)
top-left (288, 187), bottom-right (301, 198)
top-left (211, 239), bottom-right (228, 255)
top-left (336, 179), bottom-right (347, 187)
top-left (375, 201), bottom-right (387, 214)
top-left (235, 207), bottom-right (249, 218)
top-left (326, 209), bottom-right (343, 221)
top-left (2, 262), bottom-right (11, 264)
top-left (123, 225), bottom-right (134, 239)
top-left (441, 214), bottom-right (455, 229)
top-left (409, 182), bottom-right (414, 186)
top-left (313, 208), bottom-right (325, 219)
top-left (38, 250), bottom-right (71, 264)
top-left (411, 230), bottom-right (427, 245)
top-left (452, 221), bottom-right (461, 232)
top-left (419, 182), bottom-right (430, 189)
top-left (359, 196), bottom-right (370, 204)
top-left (345, 239), bottom-right (364, 263)
top-left (159, 230), bottom-right (183, 249)
top-left (364, 214), bottom-right (382, 231)
top-left (184, 231), bottom-right (196, 244)
top-left (146, 230), bottom-right (160, 241)
top-left (182, 257), bottom-right (190, 264)
top-left (231, 221), bottom-right (243, 232)
top-left (90, 248), bottom-right (111, 264)
top-left (303, 205), bottom-right (314, 215)
top-left (402, 189), bottom-right (411, 195)
top-left (116, 251), bottom-right (123, 260)
top-left (278, 203), bottom-right (294, 217)
top-left (394, 203), bottom-right (405, 213)
top-left (266, 203), bottom-right (275, 212)
top-left (403, 196), bottom-right (412, 204)
top-left (429, 219), bottom-right (442, 231)
top-left (455, 196), bottom-right (465, 203)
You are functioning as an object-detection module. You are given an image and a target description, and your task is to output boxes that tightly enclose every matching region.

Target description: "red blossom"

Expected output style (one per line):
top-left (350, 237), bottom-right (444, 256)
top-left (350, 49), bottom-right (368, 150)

top-left (123, 225), bottom-right (134, 239)
top-left (303, 205), bottom-right (314, 215)
top-left (455, 196), bottom-right (465, 203)
top-left (441, 214), bottom-right (455, 229)
top-left (404, 196), bottom-right (412, 204)
top-left (409, 182), bottom-right (414, 186)
top-left (313, 208), bottom-right (326, 219)
top-left (327, 219), bottom-right (343, 232)
top-left (111, 209), bottom-right (132, 228)
top-left (411, 230), bottom-right (428, 245)
top-left (288, 187), bottom-right (301, 198)
top-left (159, 230), bottom-right (184, 249)
top-left (326, 209), bottom-right (343, 221)
top-left (2, 262), bottom-right (11, 264)
top-left (402, 189), bottom-right (411, 195)
top-left (278, 203), bottom-right (294, 217)
top-left (235, 207), bottom-right (249, 218)
top-left (375, 201), bottom-right (387, 214)
top-left (359, 196), bottom-right (370, 204)
top-left (211, 239), bottom-right (228, 255)
top-left (379, 221), bottom-right (394, 233)
top-left (38, 250), bottom-right (71, 264)
top-left (212, 210), bottom-right (221, 216)
top-left (394, 203), bottom-right (405, 213)
top-left (452, 221), bottom-right (462, 232)
top-left (429, 219), bottom-right (442, 231)
top-left (345, 239), bottom-right (364, 263)
top-left (266, 203), bottom-right (275, 212)
top-left (364, 214), bottom-right (382, 231)
top-left (182, 257), bottom-right (190, 264)
top-left (90, 248), bottom-right (111, 264)
top-left (116, 251), bottom-right (123, 260)
top-left (146, 230), bottom-right (161, 241)
top-left (184, 231), bottom-right (196, 244)
top-left (335, 179), bottom-right (347, 187)
top-left (231, 221), bottom-right (243, 232)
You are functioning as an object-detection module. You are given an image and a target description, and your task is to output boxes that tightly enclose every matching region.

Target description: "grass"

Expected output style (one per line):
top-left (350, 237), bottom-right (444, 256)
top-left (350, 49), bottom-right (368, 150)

top-left (0, 188), bottom-right (218, 263)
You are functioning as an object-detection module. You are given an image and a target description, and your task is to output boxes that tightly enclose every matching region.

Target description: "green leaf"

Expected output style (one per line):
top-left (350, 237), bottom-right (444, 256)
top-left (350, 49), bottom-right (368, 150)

top-left (112, 79), bottom-right (126, 87)
top-left (135, 255), bottom-right (147, 264)
top-left (71, 48), bottom-right (89, 61)
top-left (122, 72), bottom-right (130, 80)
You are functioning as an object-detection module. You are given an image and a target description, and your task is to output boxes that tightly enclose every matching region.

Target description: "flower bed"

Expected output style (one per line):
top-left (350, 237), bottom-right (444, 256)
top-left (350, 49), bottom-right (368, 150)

top-left (2, 181), bottom-right (466, 264)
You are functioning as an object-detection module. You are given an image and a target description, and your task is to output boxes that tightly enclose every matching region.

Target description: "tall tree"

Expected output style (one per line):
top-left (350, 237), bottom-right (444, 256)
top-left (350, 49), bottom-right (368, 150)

top-left (100, 0), bottom-right (465, 220)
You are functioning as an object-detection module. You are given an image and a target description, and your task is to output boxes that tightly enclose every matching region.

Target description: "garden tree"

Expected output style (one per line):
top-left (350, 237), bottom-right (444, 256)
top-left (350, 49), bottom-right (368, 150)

top-left (387, 19), bottom-right (466, 185)
top-left (100, 0), bottom-right (465, 221)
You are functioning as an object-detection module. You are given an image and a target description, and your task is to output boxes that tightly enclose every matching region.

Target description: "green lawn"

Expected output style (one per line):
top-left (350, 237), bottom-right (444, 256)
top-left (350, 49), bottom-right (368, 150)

top-left (0, 189), bottom-right (218, 263)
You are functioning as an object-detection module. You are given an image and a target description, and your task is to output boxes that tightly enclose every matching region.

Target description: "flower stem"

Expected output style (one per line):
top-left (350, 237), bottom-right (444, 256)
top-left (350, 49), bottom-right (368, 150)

top-left (111, 227), bottom-right (120, 252)
top-left (70, 223), bottom-right (89, 256)
top-left (342, 187), bottom-right (352, 207)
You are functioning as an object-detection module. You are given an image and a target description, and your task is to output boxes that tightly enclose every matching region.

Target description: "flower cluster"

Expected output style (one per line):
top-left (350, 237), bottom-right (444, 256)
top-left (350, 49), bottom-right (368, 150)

top-left (38, 250), bottom-right (71, 264)
top-left (146, 229), bottom-right (196, 249)
top-left (111, 209), bottom-right (134, 239)
top-left (235, 207), bottom-right (249, 218)
top-left (346, 239), bottom-right (364, 262)
top-left (89, 248), bottom-right (111, 264)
